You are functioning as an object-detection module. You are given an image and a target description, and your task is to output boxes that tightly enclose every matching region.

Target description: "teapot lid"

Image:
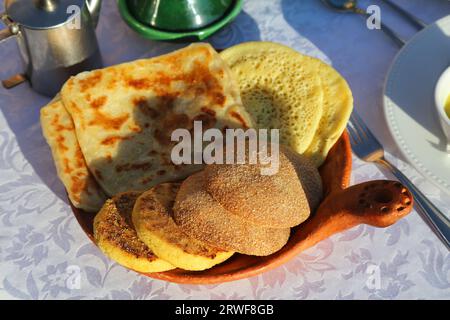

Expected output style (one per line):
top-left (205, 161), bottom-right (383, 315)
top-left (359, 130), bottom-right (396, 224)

top-left (5, 0), bottom-right (87, 29)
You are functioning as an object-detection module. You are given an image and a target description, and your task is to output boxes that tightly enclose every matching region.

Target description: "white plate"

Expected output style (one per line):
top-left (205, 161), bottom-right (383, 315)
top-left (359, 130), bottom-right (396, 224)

top-left (384, 15), bottom-right (450, 195)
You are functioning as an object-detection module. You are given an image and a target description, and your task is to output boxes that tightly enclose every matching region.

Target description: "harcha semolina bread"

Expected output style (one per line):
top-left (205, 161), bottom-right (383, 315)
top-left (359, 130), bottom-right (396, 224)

top-left (132, 183), bottom-right (234, 271)
top-left (173, 172), bottom-right (291, 256)
top-left (203, 147), bottom-right (311, 228)
top-left (94, 191), bottom-right (175, 273)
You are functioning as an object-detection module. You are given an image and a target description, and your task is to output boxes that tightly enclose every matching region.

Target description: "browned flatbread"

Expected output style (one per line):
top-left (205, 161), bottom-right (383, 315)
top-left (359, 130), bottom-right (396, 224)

top-left (40, 97), bottom-right (107, 212)
top-left (61, 43), bottom-right (253, 197)
top-left (132, 183), bottom-right (233, 271)
top-left (173, 172), bottom-right (290, 256)
top-left (94, 191), bottom-right (174, 273)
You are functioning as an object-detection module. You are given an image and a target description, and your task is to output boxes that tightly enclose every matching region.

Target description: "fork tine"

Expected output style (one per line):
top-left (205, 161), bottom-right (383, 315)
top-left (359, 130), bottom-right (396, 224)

top-left (351, 112), bottom-right (368, 136)
top-left (348, 110), bottom-right (384, 160)
top-left (352, 111), bottom-right (377, 143)
top-left (348, 127), bottom-right (362, 149)
top-left (348, 129), bottom-right (357, 146)
top-left (350, 113), bottom-right (367, 143)
top-left (347, 117), bottom-right (362, 145)
top-left (347, 122), bottom-right (357, 144)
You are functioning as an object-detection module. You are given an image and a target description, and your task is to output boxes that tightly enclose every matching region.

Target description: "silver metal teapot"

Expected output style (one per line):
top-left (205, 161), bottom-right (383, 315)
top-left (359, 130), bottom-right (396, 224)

top-left (0, 0), bottom-right (103, 96)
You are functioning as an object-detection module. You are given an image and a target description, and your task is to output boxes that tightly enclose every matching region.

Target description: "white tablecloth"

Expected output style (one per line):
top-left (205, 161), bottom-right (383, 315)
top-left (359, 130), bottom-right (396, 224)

top-left (0, 0), bottom-right (449, 300)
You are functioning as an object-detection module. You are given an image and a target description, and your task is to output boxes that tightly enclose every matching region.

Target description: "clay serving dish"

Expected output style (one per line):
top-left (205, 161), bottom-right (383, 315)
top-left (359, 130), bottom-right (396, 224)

top-left (71, 131), bottom-right (414, 284)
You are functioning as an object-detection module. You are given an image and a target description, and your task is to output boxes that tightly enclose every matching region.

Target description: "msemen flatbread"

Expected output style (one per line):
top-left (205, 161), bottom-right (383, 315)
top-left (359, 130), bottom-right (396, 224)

top-left (61, 43), bottom-right (253, 196)
top-left (303, 63), bottom-right (353, 166)
top-left (94, 191), bottom-right (175, 273)
top-left (220, 41), bottom-right (324, 154)
top-left (40, 97), bottom-right (107, 212)
top-left (133, 183), bottom-right (234, 271)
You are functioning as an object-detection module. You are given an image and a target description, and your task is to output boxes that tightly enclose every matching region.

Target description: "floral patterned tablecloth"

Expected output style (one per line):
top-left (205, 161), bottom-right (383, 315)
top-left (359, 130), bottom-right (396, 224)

top-left (0, 0), bottom-right (449, 300)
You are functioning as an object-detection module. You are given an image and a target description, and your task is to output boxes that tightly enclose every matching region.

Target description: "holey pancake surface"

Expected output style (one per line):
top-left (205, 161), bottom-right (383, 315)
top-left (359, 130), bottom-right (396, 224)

top-left (303, 62), bottom-right (353, 166)
top-left (61, 43), bottom-right (253, 196)
top-left (220, 41), bottom-right (324, 154)
top-left (132, 183), bottom-right (234, 271)
top-left (93, 191), bottom-right (175, 273)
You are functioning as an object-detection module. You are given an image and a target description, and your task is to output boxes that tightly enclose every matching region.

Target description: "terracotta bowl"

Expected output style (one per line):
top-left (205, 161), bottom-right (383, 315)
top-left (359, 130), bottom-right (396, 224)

top-left (71, 131), bottom-right (414, 284)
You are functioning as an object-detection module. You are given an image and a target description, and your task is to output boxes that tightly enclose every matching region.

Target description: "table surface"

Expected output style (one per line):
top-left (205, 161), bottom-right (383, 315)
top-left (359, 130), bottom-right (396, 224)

top-left (1, 0), bottom-right (449, 300)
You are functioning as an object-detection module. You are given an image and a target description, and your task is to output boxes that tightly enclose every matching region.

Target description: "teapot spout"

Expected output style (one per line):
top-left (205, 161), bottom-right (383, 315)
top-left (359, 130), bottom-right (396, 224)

top-left (86, 0), bottom-right (102, 28)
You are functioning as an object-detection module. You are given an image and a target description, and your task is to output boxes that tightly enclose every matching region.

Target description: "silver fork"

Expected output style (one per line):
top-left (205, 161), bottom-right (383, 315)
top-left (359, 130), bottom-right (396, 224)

top-left (381, 0), bottom-right (427, 30)
top-left (348, 111), bottom-right (450, 250)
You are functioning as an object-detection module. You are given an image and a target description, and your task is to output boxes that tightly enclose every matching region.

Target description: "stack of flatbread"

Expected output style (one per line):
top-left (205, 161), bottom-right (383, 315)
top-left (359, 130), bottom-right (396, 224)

top-left (220, 42), bottom-right (353, 167)
top-left (41, 41), bottom-right (353, 214)
top-left (41, 43), bottom-right (253, 212)
top-left (40, 41), bottom-right (354, 273)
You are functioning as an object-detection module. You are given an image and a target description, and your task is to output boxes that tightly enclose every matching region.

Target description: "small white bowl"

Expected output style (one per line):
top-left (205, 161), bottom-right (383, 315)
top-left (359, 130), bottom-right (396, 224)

top-left (434, 65), bottom-right (450, 152)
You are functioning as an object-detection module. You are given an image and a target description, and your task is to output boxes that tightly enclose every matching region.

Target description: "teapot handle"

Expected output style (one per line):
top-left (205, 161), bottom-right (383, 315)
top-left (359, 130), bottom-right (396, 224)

top-left (0, 12), bottom-right (16, 43)
top-left (0, 13), bottom-right (27, 89)
top-left (0, 27), bottom-right (13, 42)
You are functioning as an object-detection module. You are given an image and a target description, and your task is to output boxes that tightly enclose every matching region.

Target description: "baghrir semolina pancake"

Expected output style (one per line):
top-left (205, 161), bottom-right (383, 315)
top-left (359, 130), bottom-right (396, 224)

top-left (220, 41), bottom-right (324, 154)
top-left (40, 97), bottom-right (107, 212)
top-left (204, 147), bottom-right (311, 228)
top-left (303, 63), bottom-right (353, 166)
top-left (132, 183), bottom-right (234, 271)
top-left (221, 41), bottom-right (353, 167)
top-left (61, 43), bottom-right (254, 196)
top-left (174, 172), bottom-right (291, 256)
top-left (94, 191), bottom-right (175, 273)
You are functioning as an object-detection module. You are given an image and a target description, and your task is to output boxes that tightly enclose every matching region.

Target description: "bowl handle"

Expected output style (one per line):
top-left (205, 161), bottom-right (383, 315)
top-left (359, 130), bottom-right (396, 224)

top-left (319, 131), bottom-right (353, 196)
top-left (293, 180), bottom-right (413, 252)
